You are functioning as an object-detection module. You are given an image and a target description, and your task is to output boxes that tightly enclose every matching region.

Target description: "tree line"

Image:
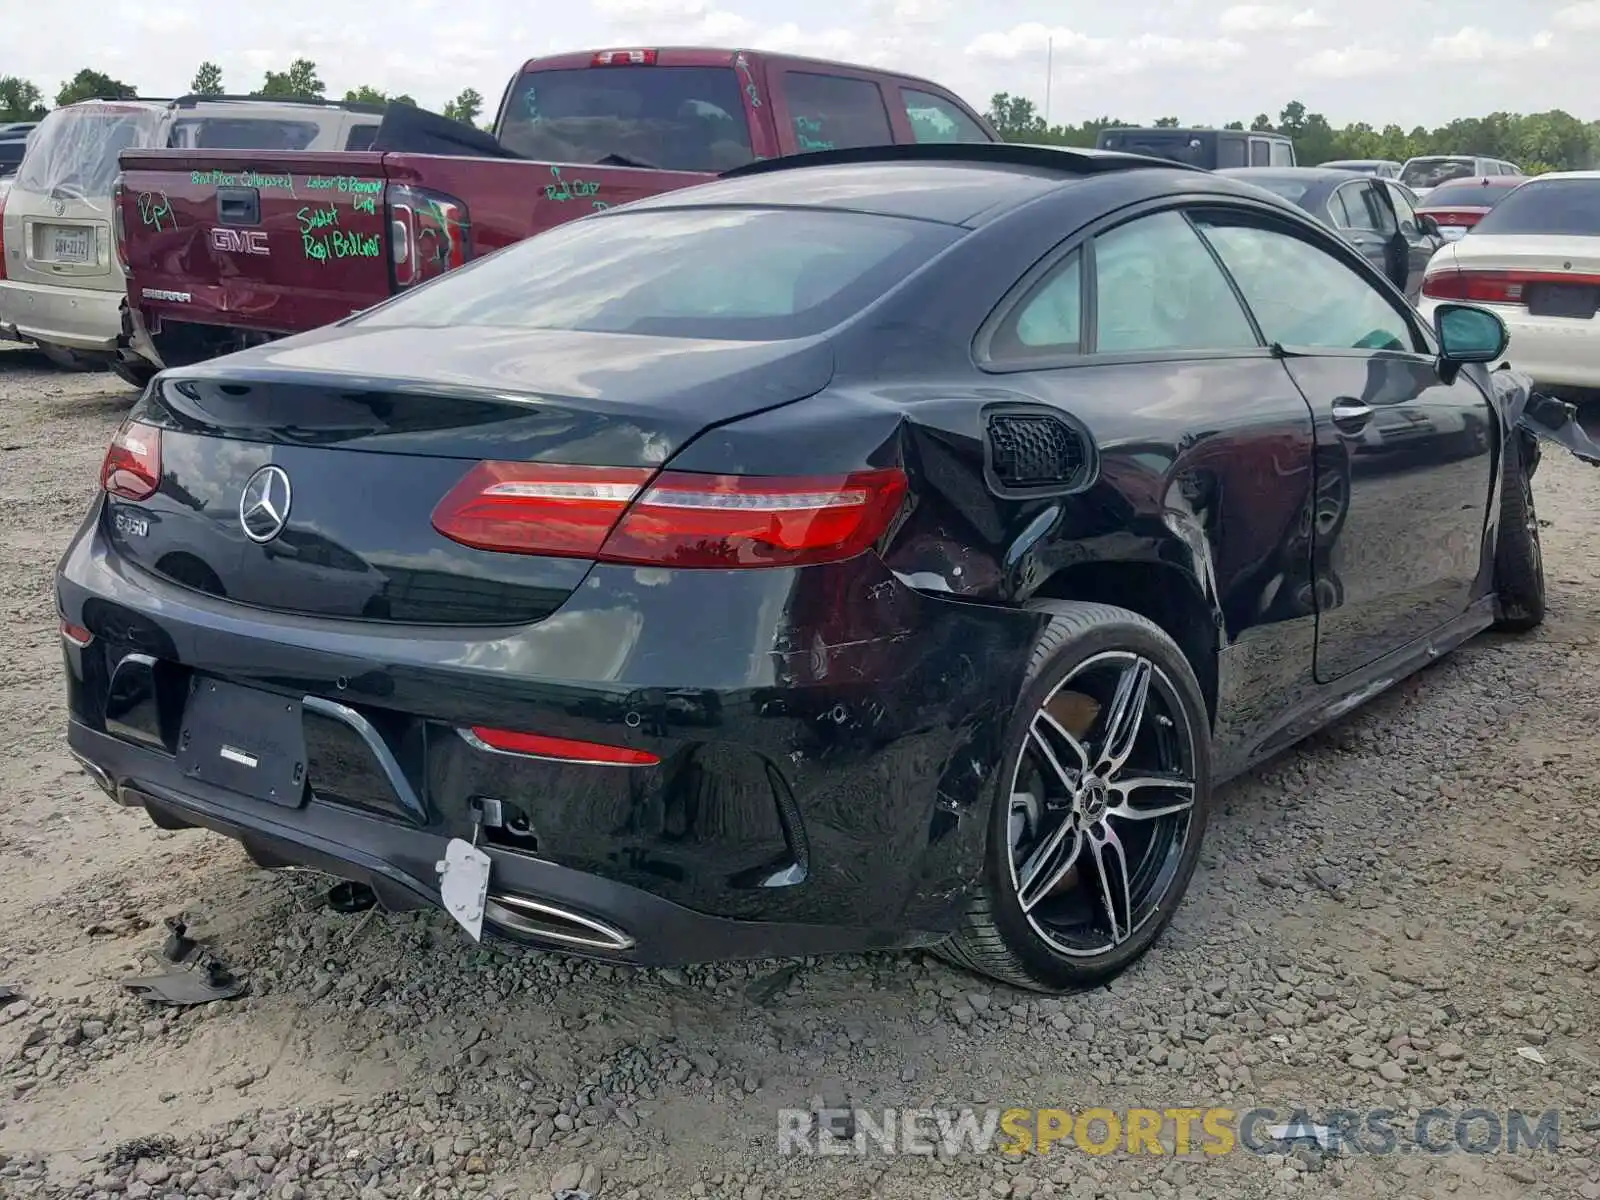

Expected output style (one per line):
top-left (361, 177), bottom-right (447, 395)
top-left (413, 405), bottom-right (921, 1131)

top-left (0, 61), bottom-right (484, 128)
top-left (987, 94), bottom-right (1600, 174)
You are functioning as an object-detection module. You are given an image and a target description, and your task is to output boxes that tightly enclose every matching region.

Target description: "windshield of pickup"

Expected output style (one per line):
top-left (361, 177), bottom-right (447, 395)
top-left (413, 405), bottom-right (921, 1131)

top-left (498, 67), bottom-right (755, 172)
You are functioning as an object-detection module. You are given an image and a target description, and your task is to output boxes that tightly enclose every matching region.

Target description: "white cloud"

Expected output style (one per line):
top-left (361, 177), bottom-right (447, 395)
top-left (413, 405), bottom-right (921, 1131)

top-left (1553, 1), bottom-right (1600, 30)
top-left (1427, 26), bottom-right (1558, 62)
top-left (1298, 44), bottom-right (1399, 77)
top-left (1218, 5), bottom-right (1328, 33)
top-left (965, 24), bottom-right (1110, 63)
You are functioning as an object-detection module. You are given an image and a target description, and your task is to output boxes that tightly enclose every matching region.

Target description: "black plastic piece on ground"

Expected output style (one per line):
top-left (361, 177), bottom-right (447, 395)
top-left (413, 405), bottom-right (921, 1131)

top-left (162, 916), bottom-right (196, 963)
top-left (326, 881), bottom-right (378, 913)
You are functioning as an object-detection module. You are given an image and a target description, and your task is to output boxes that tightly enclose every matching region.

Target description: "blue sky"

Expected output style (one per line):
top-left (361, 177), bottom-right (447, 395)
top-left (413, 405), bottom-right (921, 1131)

top-left (12, 0), bottom-right (1600, 128)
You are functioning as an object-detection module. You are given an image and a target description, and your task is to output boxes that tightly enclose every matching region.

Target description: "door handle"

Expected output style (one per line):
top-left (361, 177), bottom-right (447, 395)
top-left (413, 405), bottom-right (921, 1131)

top-left (1331, 399), bottom-right (1373, 430)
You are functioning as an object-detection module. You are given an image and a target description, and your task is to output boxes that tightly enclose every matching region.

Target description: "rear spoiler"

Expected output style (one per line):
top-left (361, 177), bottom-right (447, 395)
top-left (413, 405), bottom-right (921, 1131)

top-left (370, 102), bottom-right (524, 159)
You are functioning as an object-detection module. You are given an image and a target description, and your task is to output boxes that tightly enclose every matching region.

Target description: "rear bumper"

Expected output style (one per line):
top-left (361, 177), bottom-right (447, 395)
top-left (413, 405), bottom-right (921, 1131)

top-left (0, 277), bottom-right (123, 351)
top-left (58, 505), bottom-right (1043, 963)
top-left (1418, 298), bottom-right (1600, 389)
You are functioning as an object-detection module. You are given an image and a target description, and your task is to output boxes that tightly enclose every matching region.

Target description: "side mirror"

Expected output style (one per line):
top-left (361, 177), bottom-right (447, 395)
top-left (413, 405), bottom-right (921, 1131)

top-left (1434, 302), bottom-right (1508, 364)
top-left (1418, 214), bottom-right (1441, 236)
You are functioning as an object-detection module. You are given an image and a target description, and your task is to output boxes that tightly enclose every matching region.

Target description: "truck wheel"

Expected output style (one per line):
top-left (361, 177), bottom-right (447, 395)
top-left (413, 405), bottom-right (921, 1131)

top-left (1494, 430), bottom-right (1544, 632)
top-left (937, 600), bottom-right (1212, 993)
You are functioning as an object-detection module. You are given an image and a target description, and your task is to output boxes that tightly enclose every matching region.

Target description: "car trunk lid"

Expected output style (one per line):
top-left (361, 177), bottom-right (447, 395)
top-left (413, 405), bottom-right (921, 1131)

top-left (105, 325), bottom-right (834, 625)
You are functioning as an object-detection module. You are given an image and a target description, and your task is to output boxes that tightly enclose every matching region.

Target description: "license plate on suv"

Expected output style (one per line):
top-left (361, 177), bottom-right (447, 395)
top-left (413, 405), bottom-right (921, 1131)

top-left (176, 679), bottom-right (308, 808)
top-left (44, 225), bottom-right (93, 264)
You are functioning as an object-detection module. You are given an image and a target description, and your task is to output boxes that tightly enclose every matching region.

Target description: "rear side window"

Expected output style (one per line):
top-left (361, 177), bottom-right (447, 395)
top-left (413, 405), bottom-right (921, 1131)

top-left (1472, 178), bottom-right (1600, 237)
top-left (1216, 138), bottom-right (1247, 168)
top-left (782, 73), bottom-right (893, 152)
top-left (14, 104), bottom-right (166, 199)
top-left (901, 89), bottom-right (989, 144)
top-left (496, 66), bottom-right (754, 172)
top-left (992, 210), bottom-right (1258, 359)
top-left (168, 119), bottom-right (321, 151)
top-left (355, 207), bottom-right (960, 341)
top-left (1249, 139), bottom-right (1271, 167)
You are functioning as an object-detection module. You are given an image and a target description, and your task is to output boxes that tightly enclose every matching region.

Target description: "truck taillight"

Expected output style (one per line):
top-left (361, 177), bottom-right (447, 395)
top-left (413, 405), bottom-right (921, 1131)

top-left (592, 49), bottom-right (658, 65)
top-left (111, 173), bottom-right (129, 271)
top-left (387, 183), bottom-right (471, 290)
top-left (431, 462), bottom-right (909, 568)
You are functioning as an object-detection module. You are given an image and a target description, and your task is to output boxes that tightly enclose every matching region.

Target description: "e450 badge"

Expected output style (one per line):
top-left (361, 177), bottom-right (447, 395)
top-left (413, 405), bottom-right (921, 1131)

top-left (113, 510), bottom-right (149, 538)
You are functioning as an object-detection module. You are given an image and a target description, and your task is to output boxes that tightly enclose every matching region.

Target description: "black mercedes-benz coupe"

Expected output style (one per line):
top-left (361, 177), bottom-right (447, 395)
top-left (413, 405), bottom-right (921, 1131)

top-left (59, 143), bottom-right (1542, 993)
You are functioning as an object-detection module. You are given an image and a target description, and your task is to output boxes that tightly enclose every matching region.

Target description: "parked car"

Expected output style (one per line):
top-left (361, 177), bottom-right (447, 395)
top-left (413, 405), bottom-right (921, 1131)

top-left (1414, 175), bottom-right (1525, 241)
top-left (60, 142), bottom-right (1542, 993)
top-left (113, 47), bottom-right (999, 375)
top-left (1399, 154), bottom-right (1523, 199)
top-left (1317, 158), bottom-right (1401, 179)
top-left (0, 95), bottom-right (384, 383)
top-left (0, 133), bottom-right (31, 178)
top-left (1419, 171), bottom-right (1600, 390)
top-left (1095, 126), bottom-right (1295, 168)
top-left (1216, 167), bottom-right (1444, 300)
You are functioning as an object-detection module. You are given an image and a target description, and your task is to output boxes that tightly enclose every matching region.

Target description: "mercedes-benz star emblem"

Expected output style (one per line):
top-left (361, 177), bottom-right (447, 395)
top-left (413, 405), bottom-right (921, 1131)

top-left (239, 465), bottom-right (292, 544)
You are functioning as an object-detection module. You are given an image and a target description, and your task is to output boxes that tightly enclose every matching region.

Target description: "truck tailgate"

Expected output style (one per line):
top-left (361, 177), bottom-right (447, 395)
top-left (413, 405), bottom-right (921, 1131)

top-left (117, 149), bottom-right (391, 335)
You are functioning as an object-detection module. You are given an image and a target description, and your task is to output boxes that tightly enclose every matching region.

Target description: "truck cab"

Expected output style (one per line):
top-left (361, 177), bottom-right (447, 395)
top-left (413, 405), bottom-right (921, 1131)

top-left (1095, 126), bottom-right (1296, 170)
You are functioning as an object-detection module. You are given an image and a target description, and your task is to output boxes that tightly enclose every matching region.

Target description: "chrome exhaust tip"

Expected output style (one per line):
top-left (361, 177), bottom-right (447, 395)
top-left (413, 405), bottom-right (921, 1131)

top-left (483, 892), bottom-right (635, 952)
top-left (69, 750), bottom-right (115, 797)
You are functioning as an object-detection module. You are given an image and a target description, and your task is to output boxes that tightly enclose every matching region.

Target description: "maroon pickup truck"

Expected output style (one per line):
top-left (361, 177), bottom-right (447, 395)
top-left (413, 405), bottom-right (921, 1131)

top-left (113, 47), bottom-right (998, 374)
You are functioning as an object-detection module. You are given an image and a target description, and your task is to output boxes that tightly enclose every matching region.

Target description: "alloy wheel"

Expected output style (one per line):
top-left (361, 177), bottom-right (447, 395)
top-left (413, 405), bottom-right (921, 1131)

top-left (1006, 651), bottom-right (1198, 958)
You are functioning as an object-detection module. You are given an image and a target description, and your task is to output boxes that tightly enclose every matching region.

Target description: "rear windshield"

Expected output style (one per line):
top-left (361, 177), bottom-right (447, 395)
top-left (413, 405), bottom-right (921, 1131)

top-left (14, 104), bottom-right (166, 200)
top-left (1471, 178), bottom-right (1600, 237)
top-left (1400, 157), bottom-right (1477, 189)
top-left (1097, 131), bottom-right (1212, 167)
top-left (497, 66), bottom-right (754, 173)
top-left (168, 118), bottom-right (322, 151)
top-left (355, 207), bottom-right (961, 341)
top-left (1418, 179), bottom-right (1521, 210)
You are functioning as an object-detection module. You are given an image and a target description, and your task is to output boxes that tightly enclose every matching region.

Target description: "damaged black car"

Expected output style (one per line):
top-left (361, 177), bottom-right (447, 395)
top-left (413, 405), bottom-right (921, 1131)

top-left (59, 143), bottom-right (1546, 993)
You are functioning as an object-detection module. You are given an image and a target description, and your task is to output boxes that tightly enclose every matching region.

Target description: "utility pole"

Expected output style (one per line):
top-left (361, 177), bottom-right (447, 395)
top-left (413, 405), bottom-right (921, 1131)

top-left (1045, 36), bottom-right (1053, 125)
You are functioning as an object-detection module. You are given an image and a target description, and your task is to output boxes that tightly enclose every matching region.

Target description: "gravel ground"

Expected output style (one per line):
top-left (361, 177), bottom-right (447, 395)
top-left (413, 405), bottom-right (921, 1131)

top-left (0, 341), bottom-right (1597, 1200)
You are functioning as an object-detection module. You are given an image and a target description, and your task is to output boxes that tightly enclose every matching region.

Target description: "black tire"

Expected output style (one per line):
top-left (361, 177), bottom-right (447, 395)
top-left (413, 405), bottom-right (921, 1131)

top-left (1494, 430), bottom-right (1544, 632)
top-left (936, 600), bottom-right (1213, 993)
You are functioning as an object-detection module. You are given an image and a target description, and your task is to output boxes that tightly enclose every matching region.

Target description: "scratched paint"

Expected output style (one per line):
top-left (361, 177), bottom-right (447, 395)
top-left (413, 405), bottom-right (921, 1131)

top-left (545, 165), bottom-right (601, 202)
top-left (136, 191), bottom-right (174, 232)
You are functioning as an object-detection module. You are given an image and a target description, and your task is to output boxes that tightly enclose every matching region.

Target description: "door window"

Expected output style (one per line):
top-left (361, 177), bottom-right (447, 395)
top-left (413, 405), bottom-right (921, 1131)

top-left (900, 89), bottom-right (989, 143)
top-left (1193, 213), bottom-right (1420, 353)
top-left (1384, 182), bottom-right (1420, 236)
top-left (1249, 138), bottom-right (1271, 166)
top-left (1269, 139), bottom-right (1294, 166)
top-left (781, 72), bottom-right (893, 152)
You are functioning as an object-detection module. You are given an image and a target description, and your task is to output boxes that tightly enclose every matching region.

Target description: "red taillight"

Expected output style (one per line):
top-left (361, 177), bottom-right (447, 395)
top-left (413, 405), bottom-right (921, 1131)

top-left (100, 419), bottom-right (162, 500)
top-left (60, 620), bottom-right (93, 647)
top-left (592, 49), bottom-right (658, 65)
top-left (431, 462), bottom-right (909, 568)
top-left (600, 468), bottom-right (909, 568)
top-left (466, 726), bottom-right (659, 766)
top-left (387, 183), bottom-right (470, 290)
top-left (1421, 268), bottom-right (1600, 304)
top-left (111, 174), bottom-right (129, 271)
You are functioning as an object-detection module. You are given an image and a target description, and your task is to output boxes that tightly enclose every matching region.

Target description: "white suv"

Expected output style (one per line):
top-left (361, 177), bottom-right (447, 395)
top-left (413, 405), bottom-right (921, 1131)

top-left (0, 96), bottom-right (382, 384)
